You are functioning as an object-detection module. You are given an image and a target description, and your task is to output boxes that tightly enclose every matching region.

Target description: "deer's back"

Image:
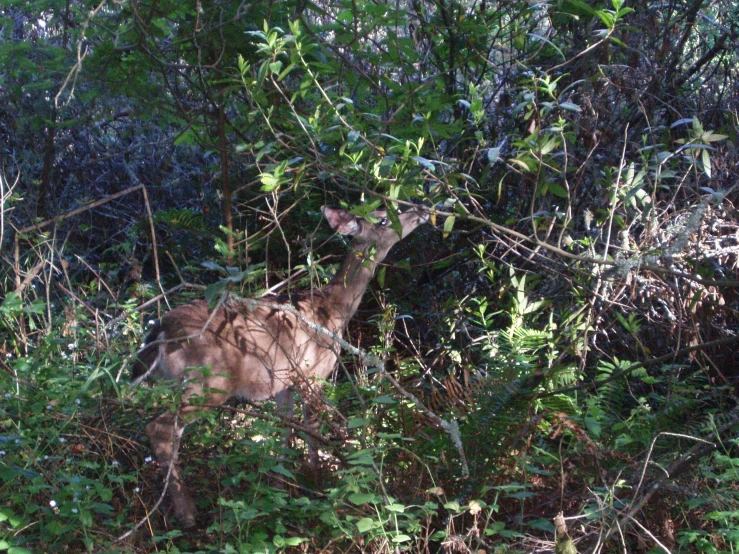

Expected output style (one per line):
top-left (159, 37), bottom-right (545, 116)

top-left (137, 299), bottom-right (342, 403)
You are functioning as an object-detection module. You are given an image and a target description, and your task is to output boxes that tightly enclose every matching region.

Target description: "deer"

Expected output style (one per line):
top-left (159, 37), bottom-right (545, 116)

top-left (132, 204), bottom-right (428, 527)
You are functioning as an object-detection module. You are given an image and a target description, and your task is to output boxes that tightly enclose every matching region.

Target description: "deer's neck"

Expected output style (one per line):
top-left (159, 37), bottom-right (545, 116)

top-left (321, 242), bottom-right (391, 330)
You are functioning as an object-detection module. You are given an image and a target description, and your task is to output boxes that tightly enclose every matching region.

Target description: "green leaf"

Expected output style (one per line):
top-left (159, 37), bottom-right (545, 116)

top-left (271, 464), bottom-right (295, 479)
top-left (413, 156), bottom-right (435, 172)
top-left (80, 509), bottom-right (93, 527)
top-left (509, 157), bottom-right (533, 171)
top-left (548, 182), bottom-right (569, 198)
top-left (278, 536), bottom-right (307, 546)
top-left (561, 0), bottom-right (597, 17)
top-left (595, 10), bottom-right (615, 28)
top-left (348, 418), bottom-right (370, 429)
top-left (608, 36), bottom-right (627, 47)
top-left (269, 61), bottom-right (282, 74)
top-left (442, 215), bottom-right (455, 238)
top-left (584, 416), bottom-right (601, 438)
top-left (372, 395), bottom-right (396, 404)
top-left (277, 63), bottom-right (295, 81)
top-left (0, 292), bottom-right (22, 314)
top-left (559, 102), bottom-right (581, 112)
top-left (204, 281), bottom-right (228, 303)
top-left (174, 127), bottom-right (197, 145)
top-left (260, 172), bottom-right (280, 191)
top-left (376, 265), bottom-right (386, 287)
top-left (349, 492), bottom-right (378, 505)
top-left (487, 146), bottom-right (501, 163)
top-left (703, 132), bottom-right (727, 142)
top-left (701, 148), bottom-right (711, 178)
top-left (356, 517), bottom-right (375, 533)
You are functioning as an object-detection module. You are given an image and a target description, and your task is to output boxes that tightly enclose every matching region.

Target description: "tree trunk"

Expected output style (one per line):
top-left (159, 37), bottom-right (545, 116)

top-left (219, 104), bottom-right (233, 263)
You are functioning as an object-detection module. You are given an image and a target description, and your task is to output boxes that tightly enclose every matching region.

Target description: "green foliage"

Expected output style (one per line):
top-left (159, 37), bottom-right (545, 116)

top-left (0, 324), bottom-right (136, 551)
top-left (2, 0), bottom-right (738, 551)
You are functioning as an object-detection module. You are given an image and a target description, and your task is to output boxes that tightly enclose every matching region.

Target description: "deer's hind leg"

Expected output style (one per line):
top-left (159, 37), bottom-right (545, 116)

top-left (275, 388), bottom-right (323, 475)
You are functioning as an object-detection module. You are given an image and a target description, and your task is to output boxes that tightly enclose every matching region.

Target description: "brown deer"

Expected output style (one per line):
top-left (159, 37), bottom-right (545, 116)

top-left (132, 205), bottom-right (427, 527)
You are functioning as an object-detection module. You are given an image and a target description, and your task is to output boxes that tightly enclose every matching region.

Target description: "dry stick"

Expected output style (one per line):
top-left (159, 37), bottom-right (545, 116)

top-left (15, 182), bottom-right (167, 325)
top-left (16, 183), bottom-right (165, 299)
top-left (0, 172), bottom-right (19, 246)
top-left (603, 411), bottom-right (739, 548)
top-left (56, 283), bottom-right (108, 331)
top-left (74, 254), bottom-right (118, 301)
top-left (630, 432), bottom-right (715, 506)
top-left (427, 206), bottom-right (739, 288)
top-left (12, 260), bottom-right (45, 295)
top-left (227, 295), bottom-right (471, 478)
top-left (16, 184), bottom-right (145, 235)
top-left (12, 184), bottom-right (145, 311)
top-left (626, 516), bottom-right (673, 554)
top-left (124, 167), bottom-right (166, 301)
top-left (54, 0), bottom-right (107, 109)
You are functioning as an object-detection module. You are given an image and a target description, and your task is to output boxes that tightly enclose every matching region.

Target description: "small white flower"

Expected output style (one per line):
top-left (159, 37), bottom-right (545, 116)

top-left (5, 353), bottom-right (12, 358)
top-left (145, 456), bottom-right (153, 463)
top-left (0, 450), bottom-right (6, 456)
top-left (46, 405), bottom-right (53, 410)
top-left (4, 392), bottom-right (11, 398)
top-left (134, 487), bottom-right (140, 493)
top-left (148, 319), bottom-right (156, 326)
top-left (67, 343), bottom-right (76, 351)
top-left (49, 500), bottom-right (57, 508)
top-left (112, 460), bottom-right (119, 466)
top-left (71, 508), bottom-right (78, 514)
top-left (61, 352), bottom-right (68, 360)
top-left (59, 437), bottom-right (67, 443)
top-left (75, 398), bottom-right (81, 405)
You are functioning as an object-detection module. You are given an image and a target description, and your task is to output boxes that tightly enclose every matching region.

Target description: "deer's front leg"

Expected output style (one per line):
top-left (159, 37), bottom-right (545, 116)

top-left (146, 411), bottom-right (197, 527)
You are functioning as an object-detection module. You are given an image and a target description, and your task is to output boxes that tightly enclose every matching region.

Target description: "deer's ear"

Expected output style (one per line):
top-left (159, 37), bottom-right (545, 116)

top-left (321, 206), bottom-right (360, 235)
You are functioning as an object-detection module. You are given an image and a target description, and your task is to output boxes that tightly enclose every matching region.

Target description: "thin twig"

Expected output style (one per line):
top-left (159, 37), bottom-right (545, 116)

top-left (15, 185), bottom-right (145, 235)
top-left (626, 515), bottom-right (672, 554)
